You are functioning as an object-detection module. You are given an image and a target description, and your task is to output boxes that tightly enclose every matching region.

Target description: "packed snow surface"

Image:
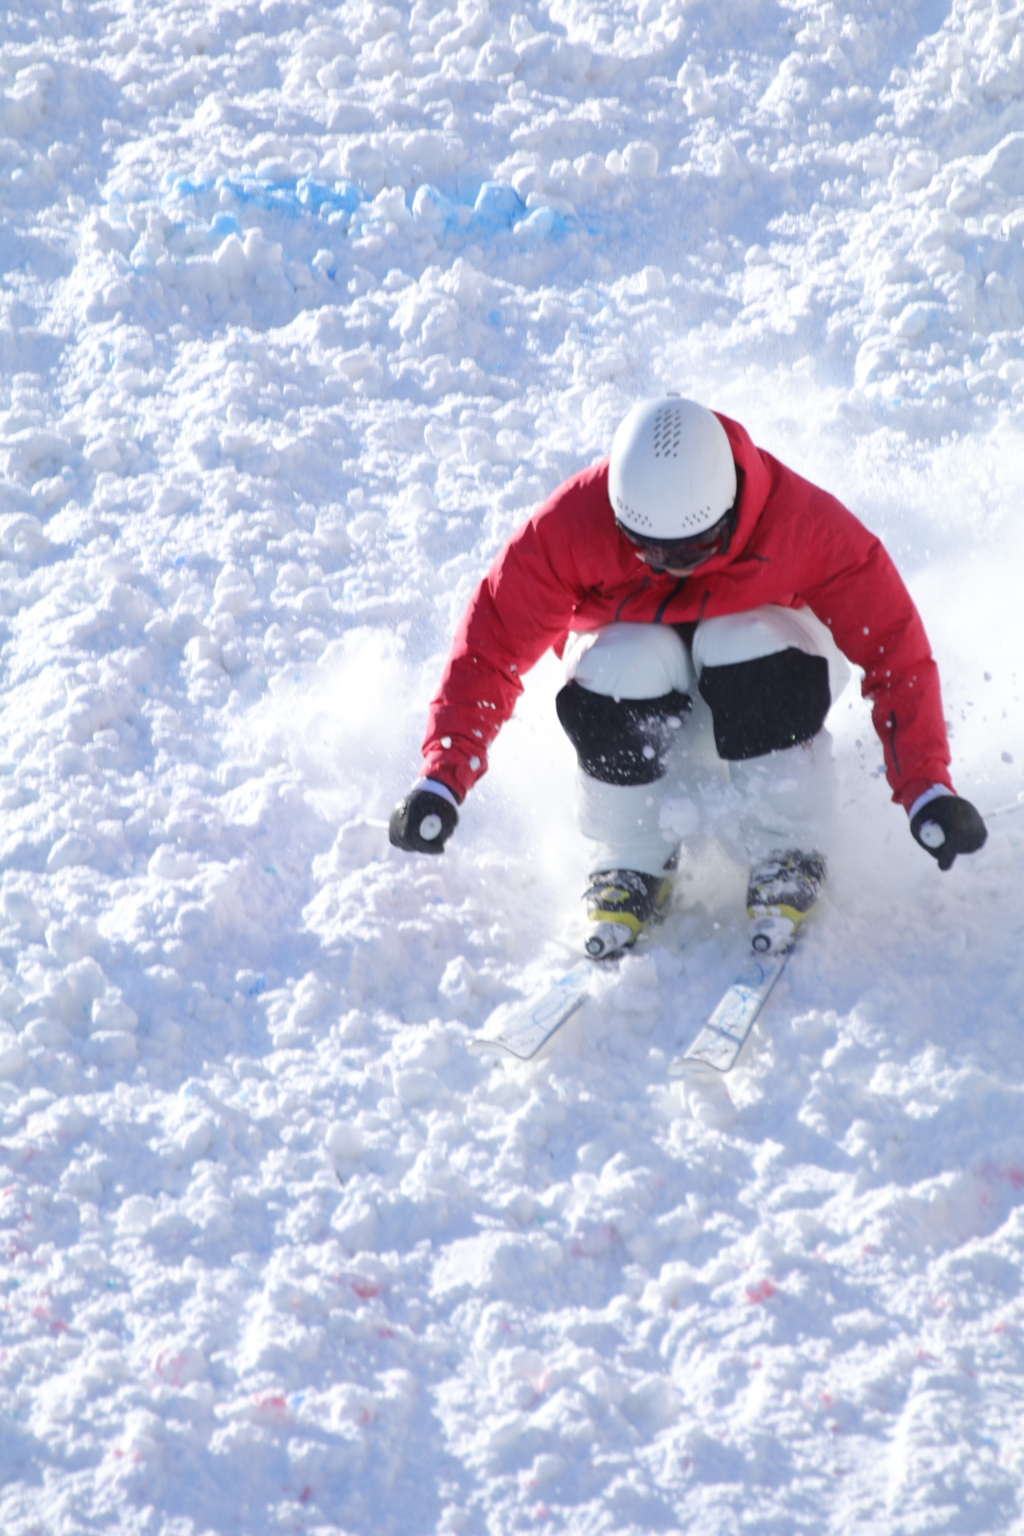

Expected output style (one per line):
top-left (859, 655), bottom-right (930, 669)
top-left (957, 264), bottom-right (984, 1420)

top-left (2, 0), bottom-right (1024, 1531)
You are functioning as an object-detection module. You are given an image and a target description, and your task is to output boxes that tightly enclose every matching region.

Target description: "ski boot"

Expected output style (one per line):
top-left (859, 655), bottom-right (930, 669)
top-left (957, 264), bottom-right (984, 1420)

top-left (746, 849), bottom-right (826, 954)
top-left (583, 869), bottom-right (672, 961)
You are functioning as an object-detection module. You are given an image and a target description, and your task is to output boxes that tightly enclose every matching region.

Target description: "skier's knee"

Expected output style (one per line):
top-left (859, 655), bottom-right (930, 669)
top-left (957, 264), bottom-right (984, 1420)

top-left (692, 606), bottom-right (834, 761)
top-left (697, 649), bottom-right (830, 760)
top-left (558, 623), bottom-right (693, 785)
top-left (556, 682), bottom-right (691, 784)
top-left (565, 622), bottom-right (691, 700)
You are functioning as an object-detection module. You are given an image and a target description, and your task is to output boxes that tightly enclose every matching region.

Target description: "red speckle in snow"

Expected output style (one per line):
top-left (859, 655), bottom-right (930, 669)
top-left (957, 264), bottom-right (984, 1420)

top-left (155, 1349), bottom-right (190, 1385)
top-left (376, 1327), bottom-right (394, 1338)
top-left (979, 1161), bottom-right (1024, 1190)
top-left (745, 1279), bottom-right (777, 1304)
top-left (351, 1278), bottom-right (382, 1299)
top-left (360, 1407), bottom-right (372, 1424)
top-left (994, 1321), bottom-right (1010, 1334)
top-left (299, 1487), bottom-right (313, 1504)
top-left (531, 1506), bottom-right (549, 1521)
top-left (253, 1393), bottom-right (287, 1418)
top-left (820, 1393), bottom-right (832, 1406)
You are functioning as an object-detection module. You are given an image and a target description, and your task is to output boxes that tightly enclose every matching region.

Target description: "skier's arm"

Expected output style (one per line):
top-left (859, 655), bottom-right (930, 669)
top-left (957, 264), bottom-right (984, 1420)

top-left (791, 498), bottom-right (951, 807)
top-left (418, 510), bottom-right (587, 802)
top-left (390, 479), bottom-right (600, 858)
top-left (391, 479), bottom-right (596, 856)
top-left (792, 492), bottom-right (986, 867)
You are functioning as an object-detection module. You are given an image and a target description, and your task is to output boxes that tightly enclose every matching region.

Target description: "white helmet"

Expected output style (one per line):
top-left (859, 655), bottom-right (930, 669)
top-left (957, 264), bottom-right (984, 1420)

top-left (608, 397), bottom-right (737, 541)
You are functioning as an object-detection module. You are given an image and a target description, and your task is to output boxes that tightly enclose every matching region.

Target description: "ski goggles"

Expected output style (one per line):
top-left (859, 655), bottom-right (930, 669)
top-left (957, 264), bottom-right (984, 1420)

top-left (617, 505), bottom-right (735, 572)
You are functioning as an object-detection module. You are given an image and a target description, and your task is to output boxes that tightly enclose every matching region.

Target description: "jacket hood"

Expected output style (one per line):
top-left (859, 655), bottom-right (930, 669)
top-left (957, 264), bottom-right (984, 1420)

top-left (710, 412), bottom-right (772, 565)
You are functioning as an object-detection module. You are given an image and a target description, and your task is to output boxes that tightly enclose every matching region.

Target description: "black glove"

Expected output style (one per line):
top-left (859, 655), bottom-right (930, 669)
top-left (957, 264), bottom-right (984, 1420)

top-left (911, 794), bottom-right (987, 872)
top-left (389, 786), bottom-right (459, 855)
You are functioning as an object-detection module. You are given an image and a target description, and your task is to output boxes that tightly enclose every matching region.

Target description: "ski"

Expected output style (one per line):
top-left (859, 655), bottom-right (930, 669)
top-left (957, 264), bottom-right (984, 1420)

top-left (468, 960), bottom-right (593, 1060)
top-left (470, 921), bottom-right (801, 1069)
top-left (668, 935), bottom-right (797, 1076)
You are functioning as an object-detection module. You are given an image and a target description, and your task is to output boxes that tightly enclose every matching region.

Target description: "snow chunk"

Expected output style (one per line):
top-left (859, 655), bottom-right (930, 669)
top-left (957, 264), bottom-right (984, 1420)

top-left (47, 832), bottom-right (95, 871)
top-left (117, 1194), bottom-right (158, 1234)
top-left (981, 133), bottom-right (1024, 193)
top-left (325, 1122), bottom-right (364, 1164)
top-left (91, 994), bottom-right (139, 1033)
top-left (432, 1231), bottom-right (563, 1296)
top-left (331, 1196), bottom-right (378, 1254)
top-left (153, 1342), bottom-right (206, 1387)
top-left (0, 1029), bottom-right (26, 1080)
top-left (2, 892), bottom-right (45, 940)
top-left (0, 512), bottom-right (51, 560)
top-left (173, 1117), bottom-right (214, 1164)
top-left (473, 182), bottom-right (526, 230)
top-left (439, 956), bottom-right (478, 1010)
top-left (213, 565), bottom-right (255, 616)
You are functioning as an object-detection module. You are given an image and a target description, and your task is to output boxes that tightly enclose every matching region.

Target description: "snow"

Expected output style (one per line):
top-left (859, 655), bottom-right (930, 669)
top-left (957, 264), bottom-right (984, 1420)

top-left (1, 0), bottom-right (1024, 1531)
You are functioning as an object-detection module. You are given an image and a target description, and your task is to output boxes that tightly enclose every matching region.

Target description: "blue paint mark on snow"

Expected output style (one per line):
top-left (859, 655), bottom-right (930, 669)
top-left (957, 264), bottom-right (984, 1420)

top-left (473, 181), bottom-right (526, 230)
top-left (165, 172), bottom-right (364, 224)
top-left (515, 205), bottom-right (567, 240)
top-left (209, 211), bottom-right (242, 239)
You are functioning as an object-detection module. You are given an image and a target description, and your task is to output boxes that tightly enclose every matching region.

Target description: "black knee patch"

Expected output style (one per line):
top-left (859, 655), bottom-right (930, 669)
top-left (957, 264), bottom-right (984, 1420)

top-left (697, 648), bottom-right (830, 761)
top-left (556, 681), bottom-right (691, 785)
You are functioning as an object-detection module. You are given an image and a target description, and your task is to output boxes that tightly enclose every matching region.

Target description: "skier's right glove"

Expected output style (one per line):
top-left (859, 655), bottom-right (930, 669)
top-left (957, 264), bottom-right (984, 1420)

top-left (910, 793), bottom-right (987, 872)
top-left (389, 785), bottom-right (459, 855)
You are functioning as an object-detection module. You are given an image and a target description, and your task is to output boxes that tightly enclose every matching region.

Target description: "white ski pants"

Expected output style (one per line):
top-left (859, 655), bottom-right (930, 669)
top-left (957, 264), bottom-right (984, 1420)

top-left (562, 608), bottom-right (850, 875)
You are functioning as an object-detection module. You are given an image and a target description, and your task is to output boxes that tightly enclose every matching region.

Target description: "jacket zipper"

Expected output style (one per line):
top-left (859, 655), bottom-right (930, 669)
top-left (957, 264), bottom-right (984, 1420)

top-left (653, 578), bottom-right (687, 624)
top-left (614, 576), bottom-right (649, 622)
top-left (887, 710), bottom-right (901, 775)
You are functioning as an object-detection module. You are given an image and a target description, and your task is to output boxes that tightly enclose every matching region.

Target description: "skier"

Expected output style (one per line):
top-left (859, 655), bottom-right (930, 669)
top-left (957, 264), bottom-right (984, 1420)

top-left (389, 398), bottom-right (987, 959)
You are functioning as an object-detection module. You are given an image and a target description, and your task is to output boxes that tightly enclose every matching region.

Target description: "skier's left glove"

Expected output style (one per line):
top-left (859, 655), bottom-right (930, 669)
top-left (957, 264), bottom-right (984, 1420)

top-left (911, 793), bottom-right (987, 871)
top-left (389, 782), bottom-right (459, 855)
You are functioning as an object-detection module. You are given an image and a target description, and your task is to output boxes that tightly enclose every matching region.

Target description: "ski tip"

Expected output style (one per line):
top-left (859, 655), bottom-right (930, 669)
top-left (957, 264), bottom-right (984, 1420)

top-left (467, 1037), bottom-right (514, 1057)
top-left (667, 1055), bottom-right (727, 1078)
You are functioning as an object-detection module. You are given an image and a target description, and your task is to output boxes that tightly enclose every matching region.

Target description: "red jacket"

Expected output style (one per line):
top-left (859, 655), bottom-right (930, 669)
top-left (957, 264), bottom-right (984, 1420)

top-left (421, 413), bottom-right (952, 811)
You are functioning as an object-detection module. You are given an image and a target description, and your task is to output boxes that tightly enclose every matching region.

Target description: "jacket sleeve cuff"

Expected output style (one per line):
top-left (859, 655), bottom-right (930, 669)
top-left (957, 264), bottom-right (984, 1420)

top-left (413, 777), bottom-right (461, 810)
top-left (906, 783), bottom-right (953, 822)
top-left (895, 774), bottom-right (953, 814)
top-left (418, 758), bottom-right (470, 804)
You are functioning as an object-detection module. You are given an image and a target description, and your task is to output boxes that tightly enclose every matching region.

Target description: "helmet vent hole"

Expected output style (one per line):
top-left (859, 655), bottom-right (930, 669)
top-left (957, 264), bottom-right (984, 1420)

top-left (652, 406), bottom-right (683, 458)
